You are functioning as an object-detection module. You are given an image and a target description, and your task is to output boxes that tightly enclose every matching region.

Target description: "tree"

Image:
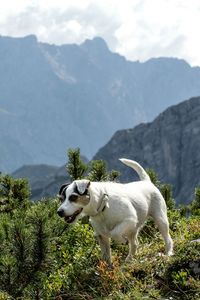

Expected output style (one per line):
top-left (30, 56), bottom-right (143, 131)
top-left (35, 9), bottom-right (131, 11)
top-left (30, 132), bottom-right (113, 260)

top-left (66, 148), bottom-right (88, 181)
top-left (87, 160), bottom-right (108, 181)
top-left (160, 184), bottom-right (175, 210)
top-left (87, 159), bottom-right (120, 182)
top-left (146, 168), bottom-right (160, 186)
top-left (191, 187), bottom-right (200, 215)
top-left (0, 174), bottom-right (30, 213)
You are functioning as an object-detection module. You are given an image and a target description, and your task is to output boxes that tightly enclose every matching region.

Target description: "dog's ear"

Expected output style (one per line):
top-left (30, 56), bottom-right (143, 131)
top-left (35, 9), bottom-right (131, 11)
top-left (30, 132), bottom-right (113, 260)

top-left (58, 182), bottom-right (70, 198)
top-left (75, 180), bottom-right (90, 195)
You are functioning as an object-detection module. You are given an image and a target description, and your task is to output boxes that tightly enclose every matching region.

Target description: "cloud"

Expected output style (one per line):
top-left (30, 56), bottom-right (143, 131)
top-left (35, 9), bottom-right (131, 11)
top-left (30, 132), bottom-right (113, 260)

top-left (0, 2), bottom-right (120, 45)
top-left (0, 0), bottom-right (200, 66)
top-left (114, 0), bottom-right (200, 66)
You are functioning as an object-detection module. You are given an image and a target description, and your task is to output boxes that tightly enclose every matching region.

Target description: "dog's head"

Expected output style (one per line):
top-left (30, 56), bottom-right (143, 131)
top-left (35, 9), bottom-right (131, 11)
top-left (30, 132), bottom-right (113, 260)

top-left (57, 180), bottom-right (90, 223)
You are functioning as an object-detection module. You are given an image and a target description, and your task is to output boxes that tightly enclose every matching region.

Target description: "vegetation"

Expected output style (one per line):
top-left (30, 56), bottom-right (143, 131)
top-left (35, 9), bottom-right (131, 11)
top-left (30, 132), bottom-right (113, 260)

top-left (0, 149), bottom-right (199, 299)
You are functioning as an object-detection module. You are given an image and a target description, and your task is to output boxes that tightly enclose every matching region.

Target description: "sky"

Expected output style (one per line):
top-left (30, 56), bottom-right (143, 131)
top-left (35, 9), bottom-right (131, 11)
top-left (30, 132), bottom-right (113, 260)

top-left (0, 0), bottom-right (200, 66)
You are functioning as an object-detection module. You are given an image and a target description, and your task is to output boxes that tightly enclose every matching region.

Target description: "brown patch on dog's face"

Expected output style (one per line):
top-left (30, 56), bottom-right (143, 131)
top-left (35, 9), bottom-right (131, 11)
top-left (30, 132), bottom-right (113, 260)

top-left (69, 193), bottom-right (90, 206)
top-left (76, 195), bottom-right (90, 206)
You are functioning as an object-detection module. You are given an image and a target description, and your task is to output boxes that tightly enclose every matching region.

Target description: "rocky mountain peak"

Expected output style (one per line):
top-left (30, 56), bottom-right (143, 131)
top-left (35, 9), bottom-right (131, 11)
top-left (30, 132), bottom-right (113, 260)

top-left (94, 96), bottom-right (200, 205)
top-left (81, 36), bottom-right (109, 52)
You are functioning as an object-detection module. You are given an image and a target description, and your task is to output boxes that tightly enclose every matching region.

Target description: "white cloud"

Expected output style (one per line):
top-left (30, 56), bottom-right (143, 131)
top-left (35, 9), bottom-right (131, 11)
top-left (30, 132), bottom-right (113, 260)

top-left (113, 0), bottom-right (200, 66)
top-left (0, 0), bottom-right (200, 66)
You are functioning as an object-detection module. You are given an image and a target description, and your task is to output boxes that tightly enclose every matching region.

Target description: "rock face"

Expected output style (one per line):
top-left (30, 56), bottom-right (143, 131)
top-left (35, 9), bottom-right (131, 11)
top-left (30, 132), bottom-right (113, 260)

top-left (1, 35), bottom-right (200, 172)
top-left (94, 97), bottom-right (200, 205)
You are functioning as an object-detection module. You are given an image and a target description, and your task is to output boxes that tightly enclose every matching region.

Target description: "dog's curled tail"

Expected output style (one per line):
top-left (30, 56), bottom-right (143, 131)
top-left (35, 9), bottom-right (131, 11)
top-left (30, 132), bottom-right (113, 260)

top-left (119, 158), bottom-right (151, 182)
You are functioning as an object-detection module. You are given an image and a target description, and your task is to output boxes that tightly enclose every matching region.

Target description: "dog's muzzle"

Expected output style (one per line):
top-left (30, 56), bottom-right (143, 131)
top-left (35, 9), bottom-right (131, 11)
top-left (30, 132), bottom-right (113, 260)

top-left (57, 208), bottom-right (65, 217)
top-left (57, 208), bottom-right (83, 223)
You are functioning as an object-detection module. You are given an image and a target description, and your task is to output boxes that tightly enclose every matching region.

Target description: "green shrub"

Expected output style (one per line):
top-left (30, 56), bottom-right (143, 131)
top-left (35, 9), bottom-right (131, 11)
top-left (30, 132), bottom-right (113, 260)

top-left (67, 148), bottom-right (88, 180)
top-left (0, 174), bottom-right (30, 213)
top-left (191, 187), bottom-right (200, 216)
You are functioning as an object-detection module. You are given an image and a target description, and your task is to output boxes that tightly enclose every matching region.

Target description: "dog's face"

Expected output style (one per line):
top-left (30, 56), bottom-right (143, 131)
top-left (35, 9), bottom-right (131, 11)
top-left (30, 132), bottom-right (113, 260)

top-left (57, 180), bottom-right (90, 223)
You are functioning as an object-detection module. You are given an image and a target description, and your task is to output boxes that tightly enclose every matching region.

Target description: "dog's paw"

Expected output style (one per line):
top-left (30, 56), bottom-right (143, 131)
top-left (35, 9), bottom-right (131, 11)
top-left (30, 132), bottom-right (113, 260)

top-left (166, 250), bottom-right (174, 256)
top-left (157, 252), bottom-right (173, 260)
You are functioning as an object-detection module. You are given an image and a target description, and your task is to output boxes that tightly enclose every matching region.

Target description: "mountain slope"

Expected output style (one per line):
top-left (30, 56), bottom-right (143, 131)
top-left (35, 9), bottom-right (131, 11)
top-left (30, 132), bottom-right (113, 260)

top-left (12, 155), bottom-right (88, 200)
top-left (94, 97), bottom-right (200, 204)
top-left (1, 35), bottom-right (200, 172)
top-left (12, 164), bottom-right (68, 200)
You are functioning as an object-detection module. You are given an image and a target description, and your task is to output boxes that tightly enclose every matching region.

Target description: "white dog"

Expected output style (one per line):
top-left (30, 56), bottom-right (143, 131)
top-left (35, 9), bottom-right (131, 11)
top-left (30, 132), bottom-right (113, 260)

top-left (57, 159), bottom-right (173, 267)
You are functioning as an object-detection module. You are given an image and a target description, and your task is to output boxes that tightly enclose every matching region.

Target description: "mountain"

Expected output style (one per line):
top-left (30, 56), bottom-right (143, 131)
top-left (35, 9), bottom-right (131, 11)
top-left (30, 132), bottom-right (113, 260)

top-left (94, 96), bottom-right (200, 205)
top-left (12, 164), bottom-right (68, 201)
top-left (12, 155), bottom-right (88, 200)
top-left (1, 35), bottom-right (200, 172)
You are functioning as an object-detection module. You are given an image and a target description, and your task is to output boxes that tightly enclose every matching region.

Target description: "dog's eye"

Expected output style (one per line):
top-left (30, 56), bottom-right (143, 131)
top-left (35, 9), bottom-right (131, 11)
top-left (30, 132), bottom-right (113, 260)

top-left (69, 194), bottom-right (78, 202)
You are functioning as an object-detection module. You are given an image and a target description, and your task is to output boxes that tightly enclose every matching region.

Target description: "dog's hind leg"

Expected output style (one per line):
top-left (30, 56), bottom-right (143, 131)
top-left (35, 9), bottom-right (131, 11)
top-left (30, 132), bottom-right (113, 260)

top-left (154, 216), bottom-right (173, 256)
top-left (150, 192), bottom-right (173, 256)
top-left (96, 234), bottom-right (112, 268)
top-left (125, 230), bottom-right (139, 262)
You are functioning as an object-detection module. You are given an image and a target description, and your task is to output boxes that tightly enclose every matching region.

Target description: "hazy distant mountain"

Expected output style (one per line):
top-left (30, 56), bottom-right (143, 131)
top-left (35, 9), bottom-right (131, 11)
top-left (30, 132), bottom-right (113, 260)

top-left (1, 35), bottom-right (200, 172)
top-left (12, 155), bottom-right (88, 200)
top-left (12, 164), bottom-right (68, 201)
top-left (94, 96), bottom-right (200, 205)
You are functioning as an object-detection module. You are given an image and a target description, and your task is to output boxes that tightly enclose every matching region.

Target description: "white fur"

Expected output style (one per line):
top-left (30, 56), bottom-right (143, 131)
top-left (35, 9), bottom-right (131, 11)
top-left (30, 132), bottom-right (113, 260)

top-left (57, 158), bottom-right (173, 267)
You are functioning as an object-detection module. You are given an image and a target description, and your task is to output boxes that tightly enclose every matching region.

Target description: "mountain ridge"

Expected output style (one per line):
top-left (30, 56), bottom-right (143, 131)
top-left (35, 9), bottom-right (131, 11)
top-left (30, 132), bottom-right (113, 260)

top-left (1, 35), bottom-right (200, 172)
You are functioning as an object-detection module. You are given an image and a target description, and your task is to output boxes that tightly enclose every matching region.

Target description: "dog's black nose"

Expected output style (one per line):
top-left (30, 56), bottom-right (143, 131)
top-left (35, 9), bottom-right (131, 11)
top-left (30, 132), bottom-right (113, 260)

top-left (57, 209), bottom-right (65, 217)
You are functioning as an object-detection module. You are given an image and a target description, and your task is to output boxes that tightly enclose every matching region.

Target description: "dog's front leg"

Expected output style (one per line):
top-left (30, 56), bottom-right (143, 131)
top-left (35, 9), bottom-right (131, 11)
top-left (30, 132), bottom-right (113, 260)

top-left (96, 234), bottom-right (112, 268)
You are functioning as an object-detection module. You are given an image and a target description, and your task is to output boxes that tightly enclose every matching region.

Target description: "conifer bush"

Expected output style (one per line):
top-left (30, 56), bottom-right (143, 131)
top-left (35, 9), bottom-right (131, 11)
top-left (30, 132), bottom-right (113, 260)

top-left (191, 187), bottom-right (200, 215)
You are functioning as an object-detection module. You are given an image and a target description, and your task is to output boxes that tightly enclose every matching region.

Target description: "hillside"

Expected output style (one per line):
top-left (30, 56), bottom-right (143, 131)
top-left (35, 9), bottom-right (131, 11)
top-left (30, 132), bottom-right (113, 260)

top-left (94, 96), bottom-right (200, 205)
top-left (12, 154), bottom-right (89, 200)
top-left (1, 35), bottom-right (200, 172)
top-left (12, 164), bottom-right (68, 200)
